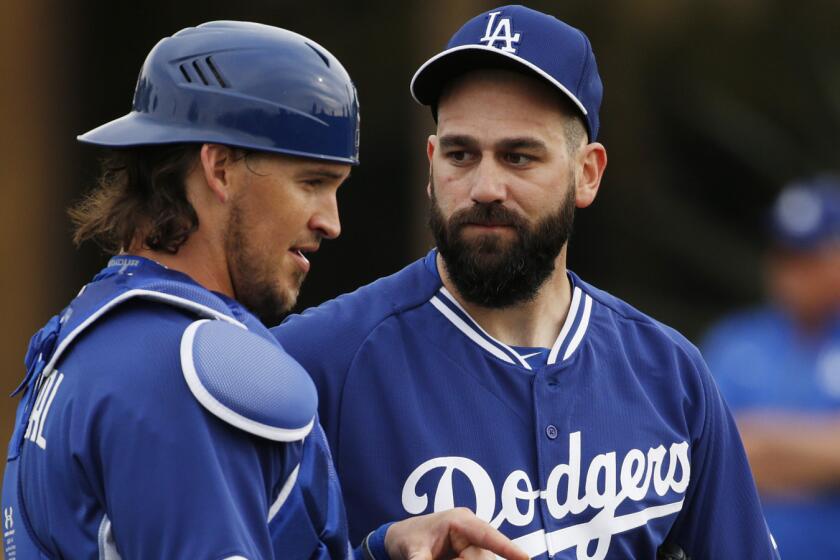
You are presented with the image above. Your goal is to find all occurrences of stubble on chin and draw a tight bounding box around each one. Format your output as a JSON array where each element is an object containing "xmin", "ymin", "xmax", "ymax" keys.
[
  {"xmin": 234, "ymin": 262, "xmax": 303, "ymax": 326},
  {"xmin": 225, "ymin": 203, "xmax": 303, "ymax": 325}
]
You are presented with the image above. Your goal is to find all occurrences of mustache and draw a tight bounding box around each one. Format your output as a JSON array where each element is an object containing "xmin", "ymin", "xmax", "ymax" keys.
[{"xmin": 449, "ymin": 203, "xmax": 527, "ymax": 229}]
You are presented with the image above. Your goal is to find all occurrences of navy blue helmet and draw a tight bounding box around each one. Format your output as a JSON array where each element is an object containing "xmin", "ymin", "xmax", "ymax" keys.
[{"xmin": 79, "ymin": 21, "xmax": 360, "ymax": 165}]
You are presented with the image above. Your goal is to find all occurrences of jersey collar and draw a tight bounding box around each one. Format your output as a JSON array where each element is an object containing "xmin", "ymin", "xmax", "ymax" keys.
[{"xmin": 427, "ymin": 272, "xmax": 593, "ymax": 369}]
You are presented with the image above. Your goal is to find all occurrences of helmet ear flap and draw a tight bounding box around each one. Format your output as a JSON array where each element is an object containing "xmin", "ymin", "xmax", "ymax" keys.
[{"xmin": 78, "ymin": 21, "xmax": 360, "ymax": 166}]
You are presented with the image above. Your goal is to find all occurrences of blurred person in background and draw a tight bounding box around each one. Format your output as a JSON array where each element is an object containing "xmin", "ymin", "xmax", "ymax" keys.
[{"xmin": 703, "ymin": 176, "xmax": 840, "ymax": 558}]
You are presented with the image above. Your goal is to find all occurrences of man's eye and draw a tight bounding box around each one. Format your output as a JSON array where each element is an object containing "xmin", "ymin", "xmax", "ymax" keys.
[
  {"xmin": 447, "ymin": 151, "xmax": 472, "ymax": 163},
  {"xmin": 505, "ymin": 153, "xmax": 533, "ymax": 165}
]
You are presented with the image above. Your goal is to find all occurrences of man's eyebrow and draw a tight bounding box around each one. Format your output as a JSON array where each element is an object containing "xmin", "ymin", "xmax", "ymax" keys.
[
  {"xmin": 495, "ymin": 137, "xmax": 548, "ymax": 152},
  {"xmin": 438, "ymin": 134, "xmax": 478, "ymax": 149},
  {"xmin": 438, "ymin": 135, "xmax": 548, "ymax": 153}
]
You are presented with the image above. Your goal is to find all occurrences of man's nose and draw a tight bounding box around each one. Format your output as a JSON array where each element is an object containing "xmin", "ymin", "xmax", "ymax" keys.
[
  {"xmin": 469, "ymin": 159, "xmax": 507, "ymax": 204},
  {"xmin": 309, "ymin": 193, "xmax": 341, "ymax": 240}
]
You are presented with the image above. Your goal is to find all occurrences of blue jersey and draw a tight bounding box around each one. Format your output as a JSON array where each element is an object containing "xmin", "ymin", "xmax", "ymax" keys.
[
  {"xmin": 2, "ymin": 257, "xmax": 355, "ymax": 559},
  {"xmin": 703, "ymin": 308, "xmax": 840, "ymax": 558},
  {"xmin": 273, "ymin": 250, "xmax": 780, "ymax": 559}
]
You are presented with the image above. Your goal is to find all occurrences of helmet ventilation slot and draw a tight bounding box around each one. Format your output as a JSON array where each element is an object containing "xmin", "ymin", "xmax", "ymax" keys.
[
  {"xmin": 205, "ymin": 56, "xmax": 229, "ymax": 88},
  {"xmin": 191, "ymin": 60, "xmax": 209, "ymax": 85},
  {"xmin": 178, "ymin": 57, "xmax": 229, "ymax": 88},
  {"xmin": 179, "ymin": 64, "xmax": 192, "ymax": 83}
]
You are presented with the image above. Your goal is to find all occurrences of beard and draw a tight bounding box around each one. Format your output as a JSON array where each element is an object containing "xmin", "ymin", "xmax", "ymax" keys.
[
  {"xmin": 429, "ymin": 175, "xmax": 576, "ymax": 308},
  {"xmin": 226, "ymin": 198, "xmax": 304, "ymax": 325}
]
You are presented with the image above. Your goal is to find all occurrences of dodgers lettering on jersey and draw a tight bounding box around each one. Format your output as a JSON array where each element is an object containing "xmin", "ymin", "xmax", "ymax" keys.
[
  {"xmin": 273, "ymin": 250, "xmax": 780, "ymax": 559},
  {"xmin": 402, "ymin": 431, "xmax": 691, "ymax": 526},
  {"xmin": 402, "ymin": 432, "xmax": 690, "ymax": 557}
]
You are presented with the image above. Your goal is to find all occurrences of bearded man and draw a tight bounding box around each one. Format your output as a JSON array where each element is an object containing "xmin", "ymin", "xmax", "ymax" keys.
[{"xmin": 273, "ymin": 5, "xmax": 779, "ymax": 560}]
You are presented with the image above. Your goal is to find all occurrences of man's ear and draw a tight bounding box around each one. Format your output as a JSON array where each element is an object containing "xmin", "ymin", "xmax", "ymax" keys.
[
  {"xmin": 427, "ymin": 134, "xmax": 437, "ymax": 163},
  {"xmin": 426, "ymin": 135, "xmax": 437, "ymax": 199},
  {"xmin": 199, "ymin": 144, "xmax": 236, "ymax": 203},
  {"xmin": 575, "ymin": 142, "xmax": 607, "ymax": 209}
]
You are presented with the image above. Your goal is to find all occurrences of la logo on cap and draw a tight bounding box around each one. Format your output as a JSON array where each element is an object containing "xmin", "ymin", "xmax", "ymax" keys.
[{"xmin": 480, "ymin": 11, "xmax": 521, "ymax": 53}]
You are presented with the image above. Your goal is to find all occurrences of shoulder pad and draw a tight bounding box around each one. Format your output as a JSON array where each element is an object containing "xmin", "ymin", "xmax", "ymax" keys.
[{"xmin": 180, "ymin": 319, "xmax": 317, "ymax": 442}]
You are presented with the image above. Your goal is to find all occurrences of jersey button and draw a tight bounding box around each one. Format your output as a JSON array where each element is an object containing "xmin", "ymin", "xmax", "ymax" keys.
[{"xmin": 545, "ymin": 424, "xmax": 559, "ymax": 440}]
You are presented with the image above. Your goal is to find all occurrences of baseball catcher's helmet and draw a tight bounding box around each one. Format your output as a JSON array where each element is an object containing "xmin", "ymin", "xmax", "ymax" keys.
[{"xmin": 78, "ymin": 21, "xmax": 360, "ymax": 165}]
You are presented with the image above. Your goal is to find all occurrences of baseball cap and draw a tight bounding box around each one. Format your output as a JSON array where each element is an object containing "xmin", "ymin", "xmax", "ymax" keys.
[
  {"xmin": 410, "ymin": 4, "xmax": 603, "ymax": 140},
  {"xmin": 770, "ymin": 176, "xmax": 840, "ymax": 250}
]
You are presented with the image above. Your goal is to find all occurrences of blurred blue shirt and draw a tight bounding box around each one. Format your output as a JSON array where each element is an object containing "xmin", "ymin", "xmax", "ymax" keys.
[{"xmin": 704, "ymin": 307, "xmax": 840, "ymax": 558}]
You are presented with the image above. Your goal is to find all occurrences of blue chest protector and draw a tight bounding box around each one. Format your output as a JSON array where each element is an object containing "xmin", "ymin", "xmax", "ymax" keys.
[{"xmin": 2, "ymin": 257, "xmax": 351, "ymax": 559}]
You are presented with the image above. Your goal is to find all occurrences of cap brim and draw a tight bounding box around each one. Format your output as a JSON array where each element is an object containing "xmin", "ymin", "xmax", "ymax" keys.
[
  {"xmin": 410, "ymin": 44, "xmax": 588, "ymax": 118},
  {"xmin": 77, "ymin": 112, "xmax": 359, "ymax": 165}
]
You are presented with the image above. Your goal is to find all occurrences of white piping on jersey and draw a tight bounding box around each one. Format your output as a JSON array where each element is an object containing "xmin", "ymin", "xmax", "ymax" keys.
[
  {"xmin": 504, "ymin": 499, "xmax": 684, "ymax": 559},
  {"xmin": 97, "ymin": 515, "xmax": 122, "ymax": 560},
  {"xmin": 42, "ymin": 289, "xmax": 247, "ymax": 378},
  {"xmin": 431, "ymin": 285, "xmax": 592, "ymax": 367},
  {"xmin": 180, "ymin": 320, "xmax": 315, "ymax": 443},
  {"xmin": 547, "ymin": 287, "xmax": 582, "ymax": 364},
  {"xmin": 439, "ymin": 287, "xmax": 533, "ymax": 369},
  {"xmin": 429, "ymin": 296, "xmax": 519, "ymax": 366},
  {"xmin": 562, "ymin": 293, "xmax": 592, "ymax": 361},
  {"xmin": 268, "ymin": 464, "xmax": 300, "ymax": 522}
]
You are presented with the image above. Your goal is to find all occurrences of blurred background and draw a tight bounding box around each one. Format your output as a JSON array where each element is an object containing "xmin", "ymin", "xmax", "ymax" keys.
[{"xmin": 1, "ymin": 0, "xmax": 838, "ymax": 522}]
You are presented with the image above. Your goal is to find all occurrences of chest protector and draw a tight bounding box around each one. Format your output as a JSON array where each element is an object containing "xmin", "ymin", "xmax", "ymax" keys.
[{"xmin": 2, "ymin": 257, "xmax": 341, "ymax": 559}]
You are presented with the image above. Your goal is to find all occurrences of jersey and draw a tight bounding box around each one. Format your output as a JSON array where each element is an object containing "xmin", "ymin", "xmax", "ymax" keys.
[
  {"xmin": 273, "ymin": 250, "xmax": 780, "ymax": 560},
  {"xmin": 2, "ymin": 256, "xmax": 353, "ymax": 559},
  {"xmin": 703, "ymin": 307, "xmax": 840, "ymax": 558}
]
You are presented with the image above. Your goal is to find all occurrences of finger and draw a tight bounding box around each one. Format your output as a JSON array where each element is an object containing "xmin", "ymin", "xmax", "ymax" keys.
[
  {"xmin": 457, "ymin": 544, "xmax": 496, "ymax": 560},
  {"xmin": 449, "ymin": 521, "xmax": 529, "ymax": 560}
]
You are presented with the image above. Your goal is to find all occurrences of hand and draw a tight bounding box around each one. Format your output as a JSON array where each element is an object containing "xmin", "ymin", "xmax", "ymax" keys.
[{"xmin": 384, "ymin": 507, "xmax": 528, "ymax": 560}]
